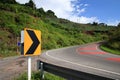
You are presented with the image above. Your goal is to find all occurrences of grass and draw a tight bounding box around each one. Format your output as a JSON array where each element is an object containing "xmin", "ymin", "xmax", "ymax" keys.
[
  {"xmin": 44, "ymin": 72, "xmax": 65, "ymax": 80},
  {"xmin": 0, "ymin": 1, "xmax": 113, "ymax": 57},
  {"xmin": 100, "ymin": 45, "xmax": 120, "ymax": 55},
  {"xmin": 0, "ymin": 50, "xmax": 18, "ymax": 57},
  {"xmin": 0, "ymin": 10, "xmax": 107, "ymax": 57},
  {"xmin": 0, "ymin": 1, "xmax": 118, "ymax": 80},
  {"xmin": 0, "ymin": 29, "xmax": 20, "ymax": 57},
  {"xmin": 14, "ymin": 71, "xmax": 65, "ymax": 80}
]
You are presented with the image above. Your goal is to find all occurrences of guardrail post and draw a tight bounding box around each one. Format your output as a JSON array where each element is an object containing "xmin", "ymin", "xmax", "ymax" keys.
[{"xmin": 40, "ymin": 62, "xmax": 44, "ymax": 80}]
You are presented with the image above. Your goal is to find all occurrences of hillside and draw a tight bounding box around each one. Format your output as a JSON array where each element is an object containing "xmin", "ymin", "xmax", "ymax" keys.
[
  {"xmin": 101, "ymin": 26, "xmax": 120, "ymax": 55},
  {"xmin": 0, "ymin": 0, "xmax": 114, "ymax": 57}
]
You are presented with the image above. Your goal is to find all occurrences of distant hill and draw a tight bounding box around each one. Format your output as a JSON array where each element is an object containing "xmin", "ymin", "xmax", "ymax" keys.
[{"xmin": 0, "ymin": 0, "xmax": 114, "ymax": 57}]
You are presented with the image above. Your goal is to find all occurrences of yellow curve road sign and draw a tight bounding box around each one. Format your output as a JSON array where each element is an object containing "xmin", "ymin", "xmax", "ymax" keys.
[{"xmin": 24, "ymin": 28, "xmax": 41, "ymax": 56}]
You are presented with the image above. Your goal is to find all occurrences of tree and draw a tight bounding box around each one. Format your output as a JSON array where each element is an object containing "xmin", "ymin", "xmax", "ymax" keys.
[
  {"xmin": 117, "ymin": 22, "xmax": 120, "ymax": 27},
  {"xmin": 99, "ymin": 23, "xmax": 107, "ymax": 26},
  {"xmin": 92, "ymin": 22, "xmax": 98, "ymax": 26},
  {"xmin": 0, "ymin": 0, "xmax": 17, "ymax": 4},
  {"xmin": 46, "ymin": 10, "xmax": 55, "ymax": 15},
  {"xmin": 37, "ymin": 8, "xmax": 45, "ymax": 16},
  {"xmin": 46, "ymin": 10, "xmax": 57, "ymax": 18},
  {"xmin": 38, "ymin": 8, "xmax": 45, "ymax": 14},
  {"xmin": 25, "ymin": 0, "xmax": 35, "ymax": 9}
]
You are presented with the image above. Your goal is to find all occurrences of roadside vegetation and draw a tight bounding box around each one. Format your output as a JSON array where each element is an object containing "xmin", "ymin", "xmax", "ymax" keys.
[
  {"xmin": 0, "ymin": 0, "xmax": 114, "ymax": 57},
  {"xmin": 14, "ymin": 71, "xmax": 65, "ymax": 80},
  {"xmin": 100, "ymin": 45, "xmax": 120, "ymax": 55},
  {"xmin": 100, "ymin": 26, "xmax": 120, "ymax": 55},
  {"xmin": 0, "ymin": 0, "xmax": 120, "ymax": 80}
]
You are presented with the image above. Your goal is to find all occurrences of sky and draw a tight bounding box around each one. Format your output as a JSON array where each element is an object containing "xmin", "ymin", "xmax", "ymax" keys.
[{"xmin": 16, "ymin": 0, "xmax": 120, "ymax": 26}]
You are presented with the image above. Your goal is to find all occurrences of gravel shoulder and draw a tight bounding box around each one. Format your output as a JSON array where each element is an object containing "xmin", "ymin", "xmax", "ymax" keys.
[{"xmin": 0, "ymin": 55, "xmax": 39, "ymax": 80}]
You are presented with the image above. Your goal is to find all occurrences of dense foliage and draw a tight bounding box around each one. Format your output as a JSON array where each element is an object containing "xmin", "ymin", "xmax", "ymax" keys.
[
  {"xmin": 0, "ymin": 0, "xmax": 17, "ymax": 4},
  {"xmin": 105, "ymin": 27, "xmax": 120, "ymax": 50},
  {"xmin": 0, "ymin": 0, "xmax": 117, "ymax": 57},
  {"xmin": 14, "ymin": 71, "xmax": 65, "ymax": 80}
]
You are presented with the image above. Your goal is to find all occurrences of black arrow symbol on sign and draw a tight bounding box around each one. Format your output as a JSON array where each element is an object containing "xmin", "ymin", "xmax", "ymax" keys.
[{"xmin": 26, "ymin": 30, "xmax": 40, "ymax": 54}]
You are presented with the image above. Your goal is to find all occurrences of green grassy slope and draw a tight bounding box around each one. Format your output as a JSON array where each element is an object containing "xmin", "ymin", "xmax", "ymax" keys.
[
  {"xmin": 0, "ymin": 1, "xmax": 113, "ymax": 57},
  {"xmin": 100, "ymin": 27, "xmax": 120, "ymax": 55}
]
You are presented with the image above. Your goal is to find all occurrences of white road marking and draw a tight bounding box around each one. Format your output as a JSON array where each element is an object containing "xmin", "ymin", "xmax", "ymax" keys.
[{"xmin": 46, "ymin": 51, "xmax": 120, "ymax": 76}]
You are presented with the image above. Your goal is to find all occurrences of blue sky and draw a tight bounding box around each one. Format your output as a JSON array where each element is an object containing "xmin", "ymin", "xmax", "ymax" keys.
[
  {"xmin": 74, "ymin": 0, "xmax": 120, "ymax": 25},
  {"xmin": 16, "ymin": 0, "xmax": 120, "ymax": 26}
]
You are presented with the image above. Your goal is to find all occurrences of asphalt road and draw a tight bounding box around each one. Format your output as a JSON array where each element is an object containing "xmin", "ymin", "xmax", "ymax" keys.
[
  {"xmin": 40, "ymin": 42, "xmax": 120, "ymax": 80},
  {"xmin": 0, "ymin": 42, "xmax": 120, "ymax": 80}
]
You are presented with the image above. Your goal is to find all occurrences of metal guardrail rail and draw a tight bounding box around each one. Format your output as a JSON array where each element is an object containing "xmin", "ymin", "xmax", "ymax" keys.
[{"xmin": 37, "ymin": 60, "xmax": 114, "ymax": 80}]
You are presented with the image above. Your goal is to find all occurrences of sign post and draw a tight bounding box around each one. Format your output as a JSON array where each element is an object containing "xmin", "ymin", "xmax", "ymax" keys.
[
  {"xmin": 28, "ymin": 56, "xmax": 31, "ymax": 80},
  {"xmin": 21, "ymin": 28, "xmax": 41, "ymax": 80}
]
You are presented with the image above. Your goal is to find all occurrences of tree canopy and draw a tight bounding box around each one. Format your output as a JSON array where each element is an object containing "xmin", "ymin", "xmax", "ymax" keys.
[
  {"xmin": 25, "ymin": 0, "xmax": 35, "ymax": 9},
  {"xmin": 0, "ymin": 0, "xmax": 17, "ymax": 4},
  {"xmin": 117, "ymin": 22, "xmax": 120, "ymax": 27}
]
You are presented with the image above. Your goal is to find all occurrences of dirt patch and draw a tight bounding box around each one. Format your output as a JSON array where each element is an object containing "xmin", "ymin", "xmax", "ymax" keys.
[{"xmin": 16, "ymin": 59, "xmax": 26, "ymax": 67}]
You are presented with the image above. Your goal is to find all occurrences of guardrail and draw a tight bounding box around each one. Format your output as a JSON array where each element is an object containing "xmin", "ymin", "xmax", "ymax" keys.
[{"xmin": 37, "ymin": 60, "xmax": 114, "ymax": 80}]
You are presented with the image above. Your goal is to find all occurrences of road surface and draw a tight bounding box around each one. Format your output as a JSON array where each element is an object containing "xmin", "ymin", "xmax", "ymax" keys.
[
  {"xmin": 40, "ymin": 42, "xmax": 120, "ymax": 80},
  {"xmin": 0, "ymin": 42, "xmax": 120, "ymax": 80},
  {"xmin": 0, "ymin": 56, "xmax": 39, "ymax": 80}
]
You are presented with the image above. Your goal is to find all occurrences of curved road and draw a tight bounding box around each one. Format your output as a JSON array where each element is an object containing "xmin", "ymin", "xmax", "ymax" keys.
[{"xmin": 40, "ymin": 42, "xmax": 120, "ymax": 80}]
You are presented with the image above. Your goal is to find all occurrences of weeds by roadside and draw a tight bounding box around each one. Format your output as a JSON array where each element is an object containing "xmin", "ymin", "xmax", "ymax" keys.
[{"xmin": 14, "ymin": 71, "xmax": 65, "ymax": 80}]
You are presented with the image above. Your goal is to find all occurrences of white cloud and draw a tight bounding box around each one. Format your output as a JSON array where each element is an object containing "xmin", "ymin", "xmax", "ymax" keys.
[
  {"xmin": 69, "ymin": 16, "xmax": 99, "ymax": 24},
  {"xmin": 34, "ymin": 0, "xmax": 99, "ymax": 23},
  {"xmin": 16, "ymin": 0, "xmax": 99, "ymax": 24},
  {"xmin": 106, "ymin": 20, "xmax": 120, "ymax": 26},
  {"xmin": 34, "ymin": 0, "xmax": 74, "ymax": 18},
  {"xmin": 16, "ymin": 0, "xmax": 29, "ymax": 4},
  {"xmin": 80, "ymin": 4, "xmax": 83, "ymax": 6},
  {"xmin": 84, "ymin": 4, "xmax": 88, "ymax": 7},
  {"xmin": 78, "ymin": 8, "xmax": 85, "ymax": 13}
]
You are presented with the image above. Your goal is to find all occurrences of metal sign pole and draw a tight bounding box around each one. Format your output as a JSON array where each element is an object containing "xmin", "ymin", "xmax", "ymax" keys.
[{"xmin": 28, "ymin": 56, "xmax": 31, "ymax": 80}]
